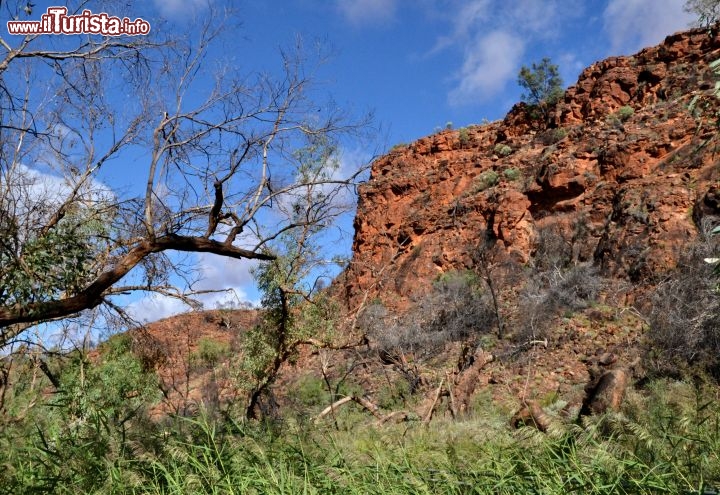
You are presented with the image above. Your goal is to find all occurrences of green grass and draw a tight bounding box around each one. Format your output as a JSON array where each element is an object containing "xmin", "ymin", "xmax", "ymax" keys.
[
  {"xmin": 128, "ymin": 401, "xmax": 719, "ymax": 494},
  {"xmin": 1, "ymin": 350, "xmax": 719, "ymax": 495}
]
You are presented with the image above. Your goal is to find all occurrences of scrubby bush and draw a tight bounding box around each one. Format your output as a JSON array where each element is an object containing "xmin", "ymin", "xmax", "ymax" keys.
[
  {"xmin": 518, "ymin": 263, "xmax": 603, "ymax": 341},
  {"xmin": 517, "ymin": 224, "xmax": 604, "ymax": 341},
  {"xmin": 290, "ymin": 374, "xmax": 330, "ymax": 408},
  {"xmin": 646, "ymin": 230, "xmax": 720, "ymax": 379},
  {"xmin": 518, "ymin": 57, "xmax": 564, "ymax": 120},
  {"xmin": 537, "ymin": 127, "xmax": 567, "ymax": 145},
  {"xmin": 518, "ymin": 58, "xmax": 564, "ymax": 106},
  {"xmin": 494, "ymin": 143, "xmax": 512, "ymax": 156},
  {"xmin": 503, "ymin": 167, "xmax": 521, "ymax": 181},
  {"xmin": 606, "ymin": 106, "xmax": 634, "ymax": 130},
  {"xmin": 0, "ymin": 341, "xmax": 161, "ymax": 493},
  {"xmin": 616, "ymin": 105, "xmax": 634, "ymax": 121},
  {"xmin": 390, "ymin": 142, "xmax": 408, "ymax": 152},
  {"xmin": 458, "ymin": 127, "xmax": 470, "ymax": 147},
  {"xmin": 364, "ymin": 270, "xmax": 496, "ymax": 361},
  {"xmin": 192, "ymin": 337, "xmax": 231, "ymax": 368},
  {"xmin": 474, "ymin": 170, "xmax": 500, "ymax": 192}
]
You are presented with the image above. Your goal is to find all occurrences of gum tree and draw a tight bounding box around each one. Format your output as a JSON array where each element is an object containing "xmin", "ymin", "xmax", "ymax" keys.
[
  {"xmin": 0, "ymin": 1, "xmax": 368, "ymax": 346},
  {"xmin": 517, "ymin": 57, "xmax": 564, "ymax": 119},
  {"xmin": 685, "ymin": 0, "xmax": 720, "ymax": 28}
]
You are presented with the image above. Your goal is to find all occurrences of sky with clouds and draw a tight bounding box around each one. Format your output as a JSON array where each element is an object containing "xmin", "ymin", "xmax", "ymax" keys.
[
  {"xmin": 8, "ymin": 0, "xmax": 698, "ymax": 324},
  {"xmin": 229, "ymin": 0, "xmax": 694, "ymax": 142}
]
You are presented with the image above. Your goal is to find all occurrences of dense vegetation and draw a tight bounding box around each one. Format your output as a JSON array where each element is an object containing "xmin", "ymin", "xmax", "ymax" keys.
[{"xmin": 1, "ymin": 339, "xmax": 719, "ymax": 494}]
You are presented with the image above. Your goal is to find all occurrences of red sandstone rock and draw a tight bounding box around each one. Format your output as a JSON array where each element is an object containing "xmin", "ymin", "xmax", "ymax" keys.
[{"xmin": 342, "ymin": 27, "xmax": 720, "ymax": 311}]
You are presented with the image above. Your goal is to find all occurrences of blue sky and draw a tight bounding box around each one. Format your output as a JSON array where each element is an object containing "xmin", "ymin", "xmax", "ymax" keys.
[
  {"xmin": 131, "ymin": 0, "xmax": 698, "ymax": 147},
  {"xmin": 5, "ymin": 0, "xmax": 698, "ymax": 326},
  {"xmin": 233, "ymin": 0, "xmax": 695, "ymax": 145}
]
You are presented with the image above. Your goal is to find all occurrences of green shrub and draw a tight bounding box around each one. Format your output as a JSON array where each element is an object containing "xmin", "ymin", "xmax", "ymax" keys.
[
  {"xmin": 475, "ymin": 170, "xmax": 499, "ymax": 191},
  {"xmin": 518, "ymin": 58, "xmax": 564, "ymax": 107},
  {"xmin": 503, "ymin": 168, "xmax": 521, "ymax": 181},
  {"xmin": 552, "ymin": 128, "xmax": 567, "ymax": 142},
  {"xmin": 494, "ymin": 143, "xmax": 512, "ymax": 156},
  {"xmin": 192, "ymin": 337, "xmax": 230, "ymax": 368},
  {"xmin": 143, "ymin": 383, "xmax": 720, "ymax": 493},
  {"xmin": 376, "ymin": 380, "xmax": 409, "ymax": 409},
  {"xmin": 458, "ymin": 127, "xmax": 470, "ymax": 147},
  {"xmin": 616, "ymin": 105, "xmax": 634, "ymax": 121},
  {"xmin": 434, "ymin": 269, "xmax": 478, "ymax": 287},
  {"xmin": 291, "ymin": 374, "xmax": 329, "ymax": 408},
  {"xmin": 538, "ymin": 127, "xmax": 567, "ymax": 145},
  {"xmin": 0, "ymin": 345, "xmax": 161, "ymax": 493},
  {"xmin": 518, "ymin": 58, "xmax": 564, "ymax": 120},
  {"xmin": 390, "ymin": 142, "xmax": 408, "ymax": 152},
  {"xmin": 3, "ymin": 351, "xmax": 720, "ymax": 493}
]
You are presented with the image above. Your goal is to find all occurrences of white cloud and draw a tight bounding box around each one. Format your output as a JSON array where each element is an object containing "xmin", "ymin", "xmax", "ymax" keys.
[
  {"xmin": 507, "ymin": 0, "xmax": 563, "ymax": 36},
  {"xmin": 125, "ymin": 252, "xmax": 260, "ymax": 323},
  {"xmin": 449, "ymin": 0, "xmax": 491, "ymax": 38},
  {"xmin": 603, "ymin": 0, "xmax": 695, "ymax": 54},
  {"xmin": 557, "ymin": 52, "xmax": 586, "ymax": 86},
  {"xmin": 1, "ymin": 164, "xmax": 114, "ymax": 238},
  {"xmin": 153, "ymin": 0, "xmax": 211, "ymax": 19},
  {"xmin": 124, "ymin": 293, "xmax": 191, "ymax": 323},
  {"xmin": 193, "ymin": 253, "xmax": 258, "ymax": 299},
  {"xmin": 448, "ymin": 30, "xmax": 525, "ymax": 105},
  {"xmin": 440, "ymin": 0, "xmax": 581, "ymax": 105},
  {"xmin": 322, "ymin": 147, "xmax": 369, "ymax": 207},
  {"xmin": 336, "ymin": 0, "xmax": 399, "ymax": 25}
]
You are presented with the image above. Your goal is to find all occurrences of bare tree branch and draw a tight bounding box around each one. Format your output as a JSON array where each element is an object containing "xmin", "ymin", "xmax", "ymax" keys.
[{"xmin": 0, "ymin": 234, "xmax": 274, "ymax": 332}]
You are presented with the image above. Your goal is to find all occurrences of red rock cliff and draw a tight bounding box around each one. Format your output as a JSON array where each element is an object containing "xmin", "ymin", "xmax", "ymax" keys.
[{"xmin": 342, "ymin": 28, "xmax": 720, "ymax": 309}]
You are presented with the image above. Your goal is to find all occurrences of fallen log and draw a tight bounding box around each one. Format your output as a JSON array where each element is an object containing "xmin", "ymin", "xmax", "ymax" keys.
[
  {"xmin": 580, "ymin": 357, "xmax": 639, "ymax": 417},
  {"xmin": 510, "ymin": 400, "xmax": 554, "ymax": 432},
  {"xmin": 376, "ymin": 410, "xmax": 411, "ymax": 425},
  {"xmin": 422, "ymin": 378, "xmax": 445, "ymax": 425},
  {"xmin": 314, "ymin": 395, "xmax": 382, "ymax": 424},
  {"xmin": 580, "ymin": 367, "xmax": 629, "ymax": 416},
  {"xmin": 453, "ymin": 351, "xmax": 494, "ymax": 415},
  {"xmin": 446, "ymin": 372, "xmax": 457, "ymax": 419}
]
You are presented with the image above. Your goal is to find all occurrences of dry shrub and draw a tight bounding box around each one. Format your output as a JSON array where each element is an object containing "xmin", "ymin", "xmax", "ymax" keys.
[
  {"xmin": 517, "ymin": 223, "xmax": 604, "ymax": 342},
  {"xmin": 517, "ymin": 263, "xmax": 603, "ymax": 341},
  {"xmin": 646, "ymin": 229, "xmax": 720, "ymax": 379},
  {"xmin": 361, "ymin": 271, "xmax": 496, "ymax": 361}
]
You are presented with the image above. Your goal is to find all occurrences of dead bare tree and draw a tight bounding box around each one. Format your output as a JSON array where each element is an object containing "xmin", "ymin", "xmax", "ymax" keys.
[{"xmin": 0, "ymin": 2, "xmax": 370, "ymax": 346}]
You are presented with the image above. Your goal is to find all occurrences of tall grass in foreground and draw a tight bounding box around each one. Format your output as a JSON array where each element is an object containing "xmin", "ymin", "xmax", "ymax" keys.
[
  {"xmin": 2, "ymin": 379, "xmax": 719, "ymax": 494},
  {"xmin": 137, "ymin": 409, "xmax": 718, "ymax": 494}
]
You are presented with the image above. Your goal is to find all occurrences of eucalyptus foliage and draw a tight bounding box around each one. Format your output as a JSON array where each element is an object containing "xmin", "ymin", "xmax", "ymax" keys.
[{"xmin": 517, "ymin": 57, "xmax": 565, "ymax": 110}]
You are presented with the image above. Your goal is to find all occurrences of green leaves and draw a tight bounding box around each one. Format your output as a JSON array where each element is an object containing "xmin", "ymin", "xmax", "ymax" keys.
[
  {"xmin": 0, "ymin": 338, "xmax": 160, "ymax": 493},
  {"xmin": 0, "ymin": 210, "xmax": 109, "ymax": 307},
  {"xmin": 709, "ymin": 57, "xmax": 720, "ymax": 102},
  {"xmin": 684, "ymin": 0, "xmax": 720, "ymax": 28},
  {"xmin": 518, "ymin": 57, "xmax": 564, "ymax": 108}
]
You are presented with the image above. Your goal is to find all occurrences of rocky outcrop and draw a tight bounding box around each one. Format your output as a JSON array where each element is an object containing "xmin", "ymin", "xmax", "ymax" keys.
[
  {"xmin": 343, "ymin": 28, "xmax": 720, "ymax": 309},
  {"xmin": 117, "ymin": 29, "xmax": 720, "ymax": 421}
]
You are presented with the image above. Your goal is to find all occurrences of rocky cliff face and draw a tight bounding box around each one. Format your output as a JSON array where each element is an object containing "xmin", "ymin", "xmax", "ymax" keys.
[{"xmin": 343, "ymin": 28, "xmax": 720, "ymax": 309}]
